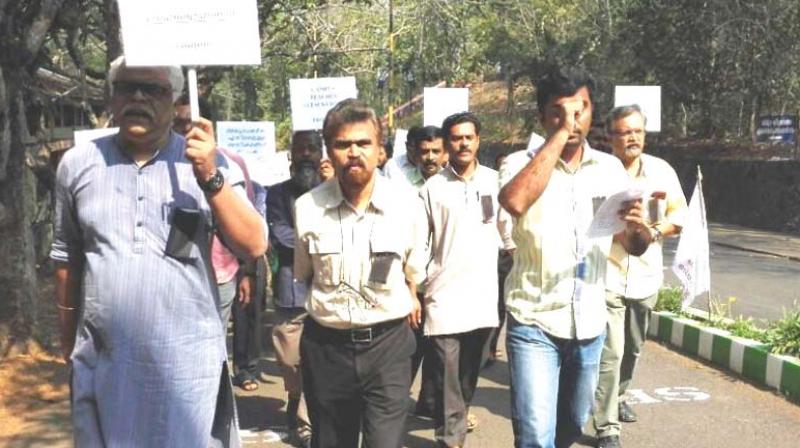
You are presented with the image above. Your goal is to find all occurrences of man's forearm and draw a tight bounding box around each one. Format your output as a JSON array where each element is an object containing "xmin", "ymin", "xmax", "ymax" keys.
[
  {"xmin": 499, "ymin": 131, "xmax": 568, "ymax": 217},
  {"xmin": 55, "ymin": 262, "xmax": 82, "ymax": 360},
  {"xmin": 207, "ymin": 183, "xmax": 268, "ymax": 259}
]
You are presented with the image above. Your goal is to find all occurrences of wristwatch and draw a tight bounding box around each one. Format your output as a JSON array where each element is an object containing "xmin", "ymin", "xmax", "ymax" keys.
[
  {"xmin": 650, "ymin": 226, "xmax": 663, "ymax": 243},
  {"xmin": 198, "ymin": 169, "xmax": 224, "ymax": 193}
]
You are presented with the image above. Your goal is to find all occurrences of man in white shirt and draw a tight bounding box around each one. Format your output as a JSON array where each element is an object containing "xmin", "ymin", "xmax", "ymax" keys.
[{"xmin": 420, "ymin": 112, "xmax": 502, "ymax": 448}]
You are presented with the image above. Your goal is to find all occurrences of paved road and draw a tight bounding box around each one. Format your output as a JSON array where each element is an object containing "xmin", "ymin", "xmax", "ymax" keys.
[
  {"xmin": 663, "ymin": 223, "xmax": 800, "ymax": 324},
  {"xmin": 236, "ymin": 326, "xmax": 800, "ymax": 447}
]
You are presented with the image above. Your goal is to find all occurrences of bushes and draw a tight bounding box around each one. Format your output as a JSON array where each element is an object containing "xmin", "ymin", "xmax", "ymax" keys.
[
  {"xmin": 655, "ymin": 286, "xmax": 683, "ymax": 313},
  {"xmin": 766, "ymin": 307, "xmax": 800, "ymax": 358},
  {"xmin": 656, "ymin": 288, "xmax": 800, "ymax": 359}
]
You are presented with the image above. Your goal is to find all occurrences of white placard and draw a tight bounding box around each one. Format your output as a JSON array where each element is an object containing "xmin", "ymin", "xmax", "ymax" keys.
[
  {"xmin": 118, "ymin": 0, "xmax": 261, "ymax": 66},
  {"xmin": 393, "ymin": 129, "xmax": 409, "ymax": 157},
  {"xmin": 290, "ymin": 77, "xmax": 358, "ymax": 131},
  {"xmin": 614, "ymin": 86, "xmax": 661, "ymax": 132},
  {"xmin": 217, "ymin": 121, "xmax": 276, "ymax": 156},
  {"xmin": 423, "ymin": 88, "xmax": 469, "ymax": 127},
  {"xmin": 252, "ymin": 151, "xmax": 292, "ymax": 187},
  {"xmin": 217, "ymin": 121, "xmax": 278, "ymax": 186},
  {"xmin": 73, "ymin": 128, "xmax": 118, "ymax": 147}
]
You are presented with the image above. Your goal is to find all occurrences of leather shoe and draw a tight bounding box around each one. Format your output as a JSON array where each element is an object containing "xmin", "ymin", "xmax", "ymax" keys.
[
  {"xmin": 618, "ymin": 401, "xmax": 638, "ymax": 423},
  {"xmin": 597, "ymin": 435, "xmax": 621, "ymax": 448}
]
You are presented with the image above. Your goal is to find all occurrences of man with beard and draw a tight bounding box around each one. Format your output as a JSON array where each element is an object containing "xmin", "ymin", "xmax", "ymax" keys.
[
  {"xmin": 294, "ymin": 99, "xmax": 427, "ymax": 447},
  {"xmin": 419, "ymin": 112, "xmax": 501, "ymax": 448},
  {"xmin": 592, "ymin": 105, "xmax": 687, "ymax": 448},
  {"xmin": 265, "ymin": 130, "xmax": 324, "ymax": 447},
  {"xmin": 52, "ymin": 56, "xmax": 267, "ymax": 447},
  {"xmin": 498, "ymin": 67, "xmax": 651, "ymax": 448}
]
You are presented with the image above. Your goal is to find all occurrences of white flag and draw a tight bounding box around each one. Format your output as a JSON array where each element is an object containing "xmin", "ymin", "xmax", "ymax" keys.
[{"xmin": 671, "ymin": 167, "xmax": 711, "ymax": 309}]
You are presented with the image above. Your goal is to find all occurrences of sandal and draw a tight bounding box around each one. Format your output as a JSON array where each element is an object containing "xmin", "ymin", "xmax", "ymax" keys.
[
  {"xmin": 233, "ymin": 372, "xmax": 259, "ymax": 392},
  {"xmin": 467, "ymin": 412, "xmax": 478, "ymax": 432}
]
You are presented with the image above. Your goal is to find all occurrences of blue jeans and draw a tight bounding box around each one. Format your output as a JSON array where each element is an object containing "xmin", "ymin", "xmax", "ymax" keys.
[{"xmin": 506, "ymin": 317, "xmax": 606, "ymax": 448}]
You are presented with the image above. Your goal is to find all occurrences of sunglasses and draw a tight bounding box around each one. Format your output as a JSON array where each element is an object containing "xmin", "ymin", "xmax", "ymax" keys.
[{"xmin": 113, "ymin": 81, "xmax": 172, "ymax": 98}]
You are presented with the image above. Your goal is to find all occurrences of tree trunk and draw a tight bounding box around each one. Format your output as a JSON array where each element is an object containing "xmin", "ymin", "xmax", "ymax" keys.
[{"xmin": 0, "ymin": 69, "xmax": 39, "ymax": 356}]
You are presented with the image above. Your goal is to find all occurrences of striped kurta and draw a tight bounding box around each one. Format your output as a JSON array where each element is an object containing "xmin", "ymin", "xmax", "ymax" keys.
[{"xmin": 51, "ymin": 132, "xmax": 245, "ymax": 447}]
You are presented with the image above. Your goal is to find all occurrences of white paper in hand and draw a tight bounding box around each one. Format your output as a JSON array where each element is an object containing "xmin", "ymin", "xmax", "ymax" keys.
[{"xmin": 587, "ymin": 189, "xmax": 643, "ymax": 238}]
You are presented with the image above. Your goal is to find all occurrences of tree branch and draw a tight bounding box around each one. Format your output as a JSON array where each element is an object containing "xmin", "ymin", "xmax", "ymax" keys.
[{"xmin": 22, "ymin": 0, "xmax": 67, "ymax": 66}]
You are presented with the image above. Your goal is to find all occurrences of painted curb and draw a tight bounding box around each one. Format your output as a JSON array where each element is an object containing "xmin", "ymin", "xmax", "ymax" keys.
[{"xmin": 649, "ymin": 311, "xmax": 800, "ymax": 402}]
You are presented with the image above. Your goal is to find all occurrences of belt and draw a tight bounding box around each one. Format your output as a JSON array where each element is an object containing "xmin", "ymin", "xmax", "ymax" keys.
[{"xmin": 308, "ymin": 318, "xmax": 406, "ymax": 343}]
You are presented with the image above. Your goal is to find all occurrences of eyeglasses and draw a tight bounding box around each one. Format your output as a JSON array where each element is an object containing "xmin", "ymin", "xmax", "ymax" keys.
[
  {"xmin": 610, "ymin": 129, "xmax": 645, "ymax": 138},
  {"xmin": 113, "ymin": 81, "xmax": 172, "ymax": 98}
]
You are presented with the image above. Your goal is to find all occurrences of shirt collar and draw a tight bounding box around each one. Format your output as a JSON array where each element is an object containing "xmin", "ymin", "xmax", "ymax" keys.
[
  {"xmin": 445, "ymin": 160, "xmax": 481, "ymax": 182},
  {"xmin": 554, "ymin": 140, "xmax": 600, "ymax": 172},
  {"xmin": 321, "ymin": 173, "xmax": 390, "ymax": 213}
]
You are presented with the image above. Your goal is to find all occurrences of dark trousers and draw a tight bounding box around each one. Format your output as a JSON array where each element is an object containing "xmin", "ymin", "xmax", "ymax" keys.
[
  {"xmin": 490, "ymin": 249, "xmax": 513, "ymax": 355},
  {"xmin": 232, "ymin": 259, "xmax": 265, "ymax": 376},
  {"xmin": 301, "ymin": 318, "xmax": 416, "ymax": 448},
  {"xmin": 232, "ymin": 298, "xmax": 260, "ymax": 375},
  {"xmin": 411, "ymin": 294, "xmax": 438, "ymax": 415},
  {"xmin": 431, "ymin": 328, "xmax": 493, "ymax": 447}
]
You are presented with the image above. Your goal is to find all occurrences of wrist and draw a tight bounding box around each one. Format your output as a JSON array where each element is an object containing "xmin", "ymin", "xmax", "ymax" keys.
[
  {"xmin": 197, "ymin": 169, "xmax": 224, "ymax": 193},
  {"xmin": 650, "ymin": 225, "xmax": 663, "ymax": 243}
]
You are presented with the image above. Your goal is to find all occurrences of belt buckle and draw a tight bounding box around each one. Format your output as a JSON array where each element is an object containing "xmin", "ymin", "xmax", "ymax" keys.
[{"xmin": 350, "ymin": 327, "xmax": 373, "ymax": 343}]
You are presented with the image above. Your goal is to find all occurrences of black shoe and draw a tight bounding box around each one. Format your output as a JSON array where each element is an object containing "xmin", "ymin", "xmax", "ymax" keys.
[
  {"xmin": 597, "ymin": 435, "xmax": 621, "ymax": 448},
  {"xmin": 618, "ymin": 401, "xmax": 638, "ymax": 423}
]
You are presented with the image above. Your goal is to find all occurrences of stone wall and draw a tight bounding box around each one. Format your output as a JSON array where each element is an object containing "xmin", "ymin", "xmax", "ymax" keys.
[{"xmin": 650, "ymin": 148, "xmax": 800, "ymax": 234}]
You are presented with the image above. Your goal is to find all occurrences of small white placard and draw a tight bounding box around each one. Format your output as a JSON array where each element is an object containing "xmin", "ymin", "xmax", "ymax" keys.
[
  {"xmin": 393, "ymin": 129, "xmax": 409, "ymax": 157},
  {"xmin": 216, "ymin": 121, "xmax": 278, "ymax": 186},
  {"xmin": 423, "ymin": 88, "xmax": 469, "ymax": 127},
  {"xmin": 73, "ymin": 128, "xmax": 118, "ymax": 147},
  {"xmin": 290, "ymin": 77, "xmax": 358, "ymax": 131},
  {"xmin": 217, "ymin": 121, "xmax": 276, "ymax": 156},
  {"xmin": 118, "ymin": 0, "xmax": 261, "ymax": 66},
  {"xmin": 614, "ymin": 86, "xmax": 661, "ymax": 132},
  {"xmin": 252, "ymin": 151, "xmax": 292, "ymax": 187}
]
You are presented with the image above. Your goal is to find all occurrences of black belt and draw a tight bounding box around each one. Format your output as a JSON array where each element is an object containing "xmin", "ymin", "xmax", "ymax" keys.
[{"xmin": 307, "ymin": 317, "xmax": 406, "ymax": 343}]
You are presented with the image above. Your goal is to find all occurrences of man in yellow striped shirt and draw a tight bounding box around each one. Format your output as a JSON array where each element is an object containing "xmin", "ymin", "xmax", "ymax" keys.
[{"xmin": 498, "ymin": 66, "xmax": 652, "ymax": 448}]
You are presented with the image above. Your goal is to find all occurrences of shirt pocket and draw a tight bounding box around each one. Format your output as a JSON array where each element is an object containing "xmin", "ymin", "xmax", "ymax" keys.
[
  {"xmin": 309, "ymin": 232, "xmax": 342, "ymax": 287},
  {"xmin": 366, "ymin": 236, "xmax": 404, "ymax": 292}
]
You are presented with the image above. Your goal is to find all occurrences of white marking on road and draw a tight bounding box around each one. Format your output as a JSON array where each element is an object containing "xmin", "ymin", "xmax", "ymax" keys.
[
  {"xmin": 627, "ymin": 389, "xmax": 661, "ymax": 404},
  {"xmin": 654, "ymin": 386, "xmax": 710, "ymax": 402},
  {"xmin": 627, "ymin": 387, "xmax": 711, "ymax": 405}
]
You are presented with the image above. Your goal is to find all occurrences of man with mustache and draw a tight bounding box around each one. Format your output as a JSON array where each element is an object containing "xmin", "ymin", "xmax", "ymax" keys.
[
  {"xmin": 266, "ymin": 130, "xmax": 324, "ymax": 447},
  {"xmin": 294, "ymin": 99, "xmax": 427, "ymax": 447},
  {"xmin": 402, "ymin": 125, "xmax": 447, "ymax": 420},
  {"xmin": 52, "ymin": 57, "xmax": 267, "ymax": 447},
  {"xmin": 592, "ymin": 105, "xmax": 687, "ymax": 448},
  {"xmin": 419, "ymin": 112, "xmax": 502, "ymax": 448},
  {"xmin": 498, "ymin": 67, "xmax": 651, "ymax": 448}
]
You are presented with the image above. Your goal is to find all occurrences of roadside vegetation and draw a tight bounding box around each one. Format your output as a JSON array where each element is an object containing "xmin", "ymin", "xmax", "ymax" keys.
[{"xmin": 656, "ymin": 287, "xmax": 800, "ymax": 358}]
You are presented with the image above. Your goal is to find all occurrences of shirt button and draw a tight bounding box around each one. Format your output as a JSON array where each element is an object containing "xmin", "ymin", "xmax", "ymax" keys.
[
  {"xmin": 136, "ymin": 221, "xmax": 143, "ymax": 227},
  {"xmin": 138, "ymin": 196, "xmax": 144, "ymax": 201}
]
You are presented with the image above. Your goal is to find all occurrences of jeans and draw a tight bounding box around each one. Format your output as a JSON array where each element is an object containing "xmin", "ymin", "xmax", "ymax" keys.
[{"xmin": 507, "ymin": 316, "xmax": 606, "ymax": 448}]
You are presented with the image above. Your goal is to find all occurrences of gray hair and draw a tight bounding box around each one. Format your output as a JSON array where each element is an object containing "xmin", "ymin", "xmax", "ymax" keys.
[
  {"xmin": 107, "ymin": 56, "xmax": 184, "ymax": 102},
  {"xmin": 605, "ymin": 104, "xmax": 647, "ymax": 133}
]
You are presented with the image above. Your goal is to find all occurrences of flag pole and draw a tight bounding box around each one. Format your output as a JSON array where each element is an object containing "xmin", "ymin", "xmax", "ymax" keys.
[{"xmin": 697, "ymin": 165, "xmax": 712, "ymax": 321}]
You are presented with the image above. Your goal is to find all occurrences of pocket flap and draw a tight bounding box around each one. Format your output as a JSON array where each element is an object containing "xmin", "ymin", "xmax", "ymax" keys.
[{"xmin": 309, "ymin": 233, "xmax": 341, "ymax": 255}]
